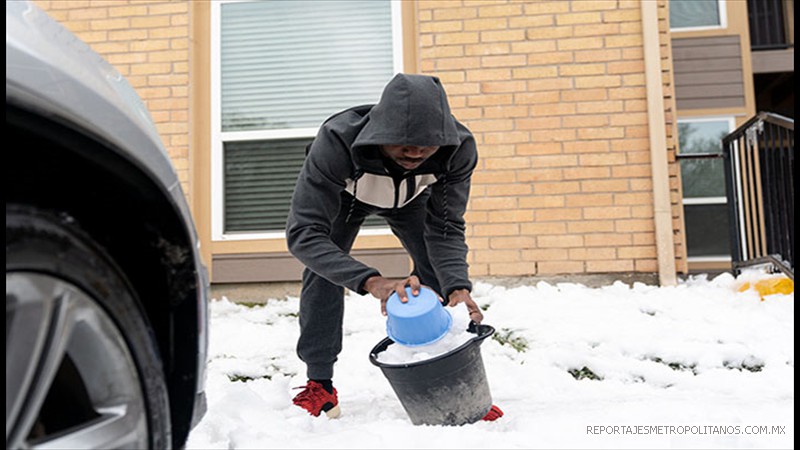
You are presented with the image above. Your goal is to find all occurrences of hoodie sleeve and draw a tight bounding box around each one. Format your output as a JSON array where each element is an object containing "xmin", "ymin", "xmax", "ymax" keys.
[
  {"xmin": 424, "ymin": 134, "xmax": 478, "ymax": 298},
  {"xmin": 286, "ymin": 126, "xmax": 381, "ymax": 294}
]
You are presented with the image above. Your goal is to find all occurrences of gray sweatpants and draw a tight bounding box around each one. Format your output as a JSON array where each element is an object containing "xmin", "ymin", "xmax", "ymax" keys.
[{"xmin": 297, "ymin": 190, "xmax": 442, "ymax": 381}]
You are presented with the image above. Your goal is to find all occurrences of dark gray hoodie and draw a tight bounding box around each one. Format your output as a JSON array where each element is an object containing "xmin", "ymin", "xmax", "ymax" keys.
[{"xmin": 286, "ymin": 73, "xmax": 477, "ymax": 297}]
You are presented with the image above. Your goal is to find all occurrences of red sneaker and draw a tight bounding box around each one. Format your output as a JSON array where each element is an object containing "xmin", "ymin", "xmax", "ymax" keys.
[
  {"xmin": 292, "ymin": 381, "xmax": 341, "ymax": 418},
  {"xmin": 481, "ymin": 404, "xmax": 504, "ymax": 421}
]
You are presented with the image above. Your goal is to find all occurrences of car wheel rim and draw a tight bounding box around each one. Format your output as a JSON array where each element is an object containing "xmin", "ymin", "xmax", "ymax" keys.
[{"xmin": 6, "ymin": 272, "xmax": 148, "ymax": 449}]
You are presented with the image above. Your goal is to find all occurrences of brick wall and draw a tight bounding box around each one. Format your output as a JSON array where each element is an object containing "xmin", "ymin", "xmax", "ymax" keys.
[
  {"xmin": 34, "ymin": 0, "xmax": 191, "ymax": 203},
  {"xmin": 418, "ymin": 0, "xmax": 686, "ymax": 277}
]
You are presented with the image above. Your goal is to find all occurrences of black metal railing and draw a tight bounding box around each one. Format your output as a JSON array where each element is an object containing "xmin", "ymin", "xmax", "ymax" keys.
[
  {"xmin": 722, "ymin": 112, "xmax": 794, "ymax": 279},
  {"xmin": 748, "ymin": 0, "xmax": 792, "ymax": 50}
]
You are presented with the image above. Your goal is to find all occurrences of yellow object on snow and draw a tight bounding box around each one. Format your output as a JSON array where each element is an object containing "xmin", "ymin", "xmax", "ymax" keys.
[{"xmin": 737, "ymin": 276, "xmax": 794, "ymax": 300}]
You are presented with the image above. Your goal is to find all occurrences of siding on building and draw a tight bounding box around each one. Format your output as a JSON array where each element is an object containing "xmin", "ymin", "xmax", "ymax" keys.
[{"xmin": 672, "ymin": 36, "xmax": 746, "ymax": 110}]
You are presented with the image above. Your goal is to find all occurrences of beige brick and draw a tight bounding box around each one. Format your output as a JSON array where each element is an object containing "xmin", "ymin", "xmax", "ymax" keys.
[
  {"xmin": 464, "ymin": 17, "xmax": 508, "ymax": 31},
  {"xmin": 435, "ymin": 32, "xmax": 480, "ymax": 45},
  {"xmin": 566, "ymin": 219, "xmax": 615, "ymax": 233},
  {"xmin": 91, "ymin": 18, "xmax": 131, "ymax": 31},
  {"xmin": 538, "ymin": 261, "xmax": 585, "ymax": 274},
  {"xmin": 574, "ymin": 48, "xmax": 621, "ymax": 62},
  {"xmin": 515, "ymin": 90, "xmax": 560, "ymax": 104},
  {"xmin": 483, "ymin": 105, "xmax": 529, "ymax": 118},
  {"xmin": 602, "ymin": 9, "xmax": 641, "ymax": 22},
  {"xmin": 149, "ymin": 26, "xmax": 188, "ymax": 39},
  {"xmin": 527, "ymin": 26, "xmax": 573, "ymax": 40},
  {"xmin": 481, "ymin": 29, "xmax": 526, "ymax": 43},
  {"xmin": 615, "ymin": 192, "xmax": 653, "ymax": 206},
  {"xmin": 465, "ymin": 42, "xmax": 511, "ymax": 56},
  {"xmin": 618, "ymin": 246, "xmax": 657, "ymax": 259},
  {"xmin": 520, "ymin": 221, "xmax": 567, "ymax": 236},
  {"xmin": 565, "ymin": 193, "xmax": 613, "ymax": 207},
  {"xmin": 478, "ymin": 3, "xmax": 523, "ymax": 17},
  {"xmin": 511, "ymin": 40, "xmax": 557, "ymax": 54},
  {"xmin": 148, "ymin": 2, "xmax": 188, "ymax": 15},
  {"xmin": 581, "ymin": 179, "xmax": 629, "ymax": 192},
  {"xmin": 584, "ymin": 206, "xmax": 631, "ymax": 220},
  {"xmin": 420, "ymin": 20, "xmax": 463, "ymax": 33},
  {"xmin": 526, "ymin": 77, "xmax": 573, "ymax": 91},
  {"xmin": 515, "ymin": 117, "xmax": 561, "ymax": 130},
  {"xmin": 473, "ymin": 223, "xmax": 520, "ymax": 236},
  {"xmin": 518, "ymin": 194, "xmax": 565, "ymax": 209},
  {"xmin": 563, "ymin": 166, "xmax": 610, "ymax": 180},
  {"xmin": 615, "ymin": 219, "xmax": 655, "ymax": 232},
  {"xmin": 474, "ymin": 144, "xmax": 516, "ymax": 157},
  {"xmin": 516, "ymin": 142, "xmax": 562, "ymax": 156},
  {"xmin": 517, "ymin": 167, "xmax": 564, "ymax": 183},
  {"xmin": 571, "ymin": 0, "xmax": 619, "ymax": 11},
  {"xmin": 634, "ymin": 259, "xmax": 658, "ymax": 272},
  {"xmin": 538, "ymin": 234, "xmax": 584, "ymax": 248},
  {"xmin": 483, "ymin": 132, "xmax": 531, "ymax": 145},
  {"xmin": 562, "ymin": 114, "xmax": 608, "ymax": 128},
  {"xmin": 482, "ymin": 54, "xmax": 528, "ymax": 68},
  {"xmin": 471, "ymin": 197, "xmax": 518, "ymax": 210},
  {"xmin": 466, "ymin": 68, "xmax": 512, "ymax": 81},
  {"xmin": 148, "ymin": 50, "xmax": 186, "ymax": 63},
  {"xmin": 578, "ymin": 127, "xmax": 625, "ymax": 140},
  {"xmin": 489, "ymin": 262, "xmax": 535, "ymax": 276},
  {"xmin": 421, "ymin": 45, "xmax": 465, "ymax": 59},
  {"xmin": 508, "ymin": 15, "xmax": 555, "ymax": 29},
  {"xmin": 494, "ymin": 236, "xmax": 536, "ymax": 250},
  {"xmin": 528, "ymin": 154, "xmax": 577, "ymax": 168},
  {"xmin": 474, "ymin": 249, "xmax": 521, "ymax": 263},
  {"xmin": 563, "ymin": 140, "xmax": 610, "ymax": 153},
  {"xmin": 68, "ymin": 8, "xmax": 107, "ymax": 20},
  {"xmin": 569, "ymin": 247, "xmax": 617, "ymax": 261},
  {"xmin": 560, "ymin": 88, "xmax": 608, "ymax": 102},
  {"xmin": 556, "ymin": 12, "xmax": 602, "ymax": 25},
  {"xmin": 611, "ymin": 138, "xmax": 649, "ymax": 152},
  {"xmin": 624, "ymin": 99, "xmax": 648, "ymax": 112},
  {"xmin": 578, "ymin": 153, "xmax": 627, "ymax": 166},
  {"xmin": 528, "ymin": 51, "xmax": 574, "ymax": 65},
  {"xmin": 437, "ymin": 56, "xmax": 481, "ymax": 70},
  {"xmin": 530, "ymin": 103, "xmax": 577, "ymax": 116},
  {"xmin": 487, "ymin": 210, "xmax": 535, "ymax": 223},
  {"xmin": 622, "ymin": 73, "xmax": 646, "ymax": 86},
  {"xmin": 631, "ymin": 205, "xmax": 654, "ymax": 218},
  {"xmin": 576, "ymin": 22, "xmax": 623, "ymax": 38},
  {"xmin": 629, "ymin": 178, "xmax": 653, "ymax": 191},
  {"xmin": 131, "ymin": 16, "xmax": 170, "ymax": 28},
  {"xmin": 559, "ymin": 63, "xmax": 606, "ymax": 76},
  {"xmin": 612, "ymin": 164, "xmax": 651, "ymax": 178},
  {"xmin": 524, "ymin": 2, "xmax": 570, "ymax": 15},
  {"xmin": 558, "ymin": 37, "xmax": 605, "ymax": 51},
  {"xmin": 530, "ymin": 129, "xmax": 577, "ymax": 142},
  {"xmin": 130, "ymin": 39, "xmax": 170, "ymax": 52},
  {"xmin": 610, "ymin": 113, "xmax": 648, "ymax": 126},
  {"xmin": 584, "ymin": 233, "xmax": 633, "ymax": 248},
  {"xmin": 575, "ymin": 75, "xmax": 621, "ymax": 89},
  {"xmin": 536, "ymin": 208, "xmax": 583, "ymax": 221},
  {"xmin": 535, "ymin": 181, "xmax": 581, "ymax": 195},
  {"xmin": 486, "ymin": 184, "xmax": 533, "ymax": 196},
  {"xmin": 576, "ymin": 100, "xmax": 624, "ymax": 114},
  {"xmin": 434, "ymin": 7, "xmax": 478, "ymax": 21},
  {"xmin": 480, "ymin": 80, "xmax": 527, "ymax": 93},
  {"xmin": 586, "ymin": 260, "xmax": 634, "ymax": 273},
  {"xmin": 521, "ymin": 249, "xmax": 569, "ymax": 261}
]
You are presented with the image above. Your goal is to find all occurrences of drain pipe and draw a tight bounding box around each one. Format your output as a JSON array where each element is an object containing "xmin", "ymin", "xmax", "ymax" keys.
[{"xmin": 641, "ymin": 1, "xmax": 677, "ymax": 286}]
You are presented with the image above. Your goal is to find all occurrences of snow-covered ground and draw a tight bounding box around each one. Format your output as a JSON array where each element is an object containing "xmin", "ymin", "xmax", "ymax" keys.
[{"xmin": 187, "ymin": 269, "xmax": 794, "ymax": 449}]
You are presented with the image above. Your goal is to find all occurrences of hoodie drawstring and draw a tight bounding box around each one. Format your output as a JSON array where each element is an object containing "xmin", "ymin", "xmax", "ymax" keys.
[
  {"xmin": 346, "ymin": 169, "xmax": 362, "ymax": 224},
  {"xmin": 441, "ymin": 169, "xmax": 450, "ymax": 241}
]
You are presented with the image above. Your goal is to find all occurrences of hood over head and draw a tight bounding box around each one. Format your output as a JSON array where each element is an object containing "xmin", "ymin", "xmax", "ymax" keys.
[{"xmin": 353, "ymin": 73, "xmax": 461, "ymax": 150}]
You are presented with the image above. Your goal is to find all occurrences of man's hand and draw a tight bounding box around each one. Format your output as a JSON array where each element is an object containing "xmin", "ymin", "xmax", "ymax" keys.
[
  {"xmin": 447, "ymin": 289, "xmax": 484, "ymax": 324},
  {"xmin": 363, "ymin": 275, "xmax": 422, "ymax": 316}
]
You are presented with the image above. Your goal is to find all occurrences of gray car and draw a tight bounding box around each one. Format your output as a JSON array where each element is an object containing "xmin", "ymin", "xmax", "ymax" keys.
[{"xmin": 6, "ymin": 2, "xmax": 208, "ymax": 449}]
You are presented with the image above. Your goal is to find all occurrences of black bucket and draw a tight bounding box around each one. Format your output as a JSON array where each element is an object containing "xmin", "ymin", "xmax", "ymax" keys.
[{"xmin": 369, "ymin": 322, "xmax": 495, "ymax": 426}]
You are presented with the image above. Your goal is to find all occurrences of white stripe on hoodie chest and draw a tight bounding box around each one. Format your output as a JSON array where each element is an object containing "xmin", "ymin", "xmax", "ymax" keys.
[{"xmin": 344, "ymin": 173, "xmax": 438, "ymax": 209}]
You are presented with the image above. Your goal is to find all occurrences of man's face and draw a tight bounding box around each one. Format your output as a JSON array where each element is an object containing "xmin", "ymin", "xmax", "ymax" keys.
[{"xmin": 380, "ymin": 145, "xmax": 440, "ymax": 170}]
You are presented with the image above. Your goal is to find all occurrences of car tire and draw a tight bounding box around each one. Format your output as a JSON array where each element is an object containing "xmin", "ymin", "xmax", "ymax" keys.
[{"xmin": 6, "ymin": 204, "xmax": 171, "ymax": 449}]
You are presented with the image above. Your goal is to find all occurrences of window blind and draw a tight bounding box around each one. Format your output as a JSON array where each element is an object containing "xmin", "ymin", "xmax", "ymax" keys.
[{"xmin": 220, "ymin": 0, "xmax": 395, "ymax": 131}]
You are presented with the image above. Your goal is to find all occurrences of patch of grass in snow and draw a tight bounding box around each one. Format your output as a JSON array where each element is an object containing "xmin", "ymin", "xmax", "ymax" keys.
[
  {"xmin": 568, "ymin": 366, "xmax": 602, "ymax": 381},
  {"xmin": 491, "ymin": 328, "xmax": 528, "ymax": 352},
  {"xmin": 227, "ymin": 374, "xmax": 272, "ymax": 382},
  {"xmin": 723, "ymin": 360, "xmax": 764, "ymax": 372},
  {"xmin": 649, "ymin": 357, "xmax": 698, "ymax": 375}
]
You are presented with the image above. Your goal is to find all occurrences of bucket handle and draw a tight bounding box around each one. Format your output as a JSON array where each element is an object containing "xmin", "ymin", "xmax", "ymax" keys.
[{"xmin": 467, "ymin": 320, "xmax": 495, "ymax": 346}]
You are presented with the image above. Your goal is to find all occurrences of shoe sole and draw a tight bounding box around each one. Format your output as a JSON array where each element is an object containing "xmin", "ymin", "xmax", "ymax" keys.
[{"xmin": 324, "ymin": 404, "xmax": 341, "ymax": 419}]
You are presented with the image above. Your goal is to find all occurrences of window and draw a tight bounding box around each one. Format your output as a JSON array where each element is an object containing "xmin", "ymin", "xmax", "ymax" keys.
[
  {"xmin": 677, "ymin": 117, "xmax": 735, "ymax": 260},
  {"xmin": 670, "ymin": 0, "xmax": 726, "ymax": 31},
  {"xmin": 212, "ymin": 0, "xmax": 401, "ymax": 240}
]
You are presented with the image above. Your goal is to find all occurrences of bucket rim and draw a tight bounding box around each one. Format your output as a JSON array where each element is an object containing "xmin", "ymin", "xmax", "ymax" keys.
[{"xmin": 369, "ymin": 323, "xmax": 495, "ymax": 368}]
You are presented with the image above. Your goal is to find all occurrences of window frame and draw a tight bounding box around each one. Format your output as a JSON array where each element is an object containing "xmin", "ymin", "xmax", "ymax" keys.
[
  {"xmin": 677, "ymin": 115, "xmax": 737, "ymax": 262},
  {"xmin": 669, "ymin": 0, "xmax": 728, "ymax": 32},
  {"xmin": 210, "ymin": 0, "xmax": 404, "ymax": 241}
]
